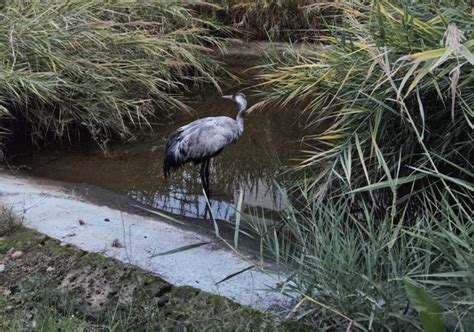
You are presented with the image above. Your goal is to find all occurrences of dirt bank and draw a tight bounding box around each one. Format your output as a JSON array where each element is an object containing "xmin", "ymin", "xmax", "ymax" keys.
[
  {"xmin": 0, "ymin": 171, "xmax": 294, "ymax": 312},
  {"xmin": 0, "ymin": 221, "xmax": 310, "ymax": 330}
]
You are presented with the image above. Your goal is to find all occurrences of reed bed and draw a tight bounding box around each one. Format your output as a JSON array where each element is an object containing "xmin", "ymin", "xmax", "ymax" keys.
[
  {"xmin": 0, "ymin": 0, "xmax": 228, "ymax": 148},
  {"xmin": 198, "ymin": 0, "xmax": 334, "ymax": 41},
  {"xmin": 252, "ymin": 0, "xmax": 473, "ymax": 330}
]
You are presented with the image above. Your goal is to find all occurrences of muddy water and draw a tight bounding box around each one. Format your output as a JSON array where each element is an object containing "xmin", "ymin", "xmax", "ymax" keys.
[{"xmin": 12, "ymin": 47, "xmax": 305, "ymax": 223}]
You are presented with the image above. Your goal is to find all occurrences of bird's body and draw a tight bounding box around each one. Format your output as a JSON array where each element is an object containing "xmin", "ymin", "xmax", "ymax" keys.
[
  {"xmin": 163, "ymin": 116, "xmax": 242, "ymax": 175},
  {"xmin": 163, "ymin": 93, "xmax": 247, "ymax": 194}
]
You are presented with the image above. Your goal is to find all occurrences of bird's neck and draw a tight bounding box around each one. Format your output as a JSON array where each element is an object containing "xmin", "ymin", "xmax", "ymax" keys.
[{"xmin": 235, "ymin": 103, "xmax": 246, "ymax": 135}]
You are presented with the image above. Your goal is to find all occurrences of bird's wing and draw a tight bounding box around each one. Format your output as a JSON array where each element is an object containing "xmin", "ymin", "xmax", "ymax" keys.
[
  {"xmin": 174, "ymin": 116, "xmax": 239, "ymax": 162},
  {"xmin": 163, "ymin": 116, "xmax": 240, "ymax": 176}
]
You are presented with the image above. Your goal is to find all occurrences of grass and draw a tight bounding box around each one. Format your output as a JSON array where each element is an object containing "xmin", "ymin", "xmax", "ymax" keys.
[
  {"xmin": 0, "ymin": 207, "xmax": 22, "ymax": 237},
  {"xmin": 0, "ymin": 217, "xmax": 305, "ymax": 331},
  {"xmin": 251, "ymin": 187, "xmax": 473, "ymax": 330},
  {"xmin": 0, "ymin": 275, "xmax": 277, "ymax": 331},
  {"xmin": 0, "ymin": 0, "xmax": 229, "ymax": 149},
  {"xmin": 196, "ymin": 0, "xmax": 334, "ymax": 41},
  {"xmin": 251, "ymin": 0, "xmax": 474, "ymax": 330}
]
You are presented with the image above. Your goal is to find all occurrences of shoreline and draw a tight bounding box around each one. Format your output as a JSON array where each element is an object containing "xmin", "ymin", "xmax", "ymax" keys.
[{"xmin": 0, "ymin": 170, "xmax": 293, "ymax": 312}]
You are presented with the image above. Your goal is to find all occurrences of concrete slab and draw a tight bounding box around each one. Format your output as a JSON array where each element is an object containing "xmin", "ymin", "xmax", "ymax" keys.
[{"xmin": 0, "ymin": 172, "xmax": 292, "ymax": 311}]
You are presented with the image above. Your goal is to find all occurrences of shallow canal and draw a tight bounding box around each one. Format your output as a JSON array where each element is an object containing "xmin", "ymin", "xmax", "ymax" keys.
[{"xmin": 12, "ymin": 48, "xmax": 306, "ymax": 223}]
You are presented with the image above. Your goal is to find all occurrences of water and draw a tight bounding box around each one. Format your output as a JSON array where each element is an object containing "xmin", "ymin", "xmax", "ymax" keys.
[{"xmin": 12, "ymin": 49, "xmax": 306, "ymax": 223}]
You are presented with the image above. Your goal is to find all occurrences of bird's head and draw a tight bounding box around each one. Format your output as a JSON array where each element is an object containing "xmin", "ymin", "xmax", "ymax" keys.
[{"xmin": 222, "ymin": 92, "xmax": 247, "ymax": 111}]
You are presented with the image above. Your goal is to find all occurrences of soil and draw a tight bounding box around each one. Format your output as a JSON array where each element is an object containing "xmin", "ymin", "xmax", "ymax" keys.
[{"xmin": 0, "ymin": 226, "xmax": 311, "ymax": 331}]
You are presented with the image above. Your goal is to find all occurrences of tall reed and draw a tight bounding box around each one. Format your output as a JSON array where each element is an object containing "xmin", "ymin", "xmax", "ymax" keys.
[
  {"xmin": 198, "ymin": 0, "xmax": 333, "ymax": 41},
  {"xmin": 253, "ymin": 0, "xmax": 473, "ymax": 330},
  {"xmin": 0, "ymin": 1, "xmax": 228, "ymax": 148}
]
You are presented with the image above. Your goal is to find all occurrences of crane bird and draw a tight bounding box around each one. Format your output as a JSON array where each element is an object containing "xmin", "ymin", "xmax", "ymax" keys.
[{"xmin": 163, "ymin": 92, "xmax": 247, "ymax": 195}]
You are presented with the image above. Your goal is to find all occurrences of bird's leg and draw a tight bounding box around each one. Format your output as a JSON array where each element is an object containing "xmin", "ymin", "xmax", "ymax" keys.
[
  {"xmin": 204, "ymin": 159, "xmax": 210, "ymax": 195},
  {"xmin": 200, "ymin": 160, "xmax": 212, "ymax": 220},
  {"xmin": 199, "ymin": 162, "xmax": 208, "ymax": 196}
]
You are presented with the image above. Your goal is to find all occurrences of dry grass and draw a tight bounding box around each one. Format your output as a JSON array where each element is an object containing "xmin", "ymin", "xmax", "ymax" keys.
[
  {"xmin": 196, "ymin": 0, "xmax": 335, "ymax": 41},
  {"xmin": 0, "ymin": 207, "xmax": 22, "ymax": 236}
]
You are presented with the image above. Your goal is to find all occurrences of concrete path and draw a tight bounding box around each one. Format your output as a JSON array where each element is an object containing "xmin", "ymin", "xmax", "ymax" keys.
[{"xmin": 0, "ymin": 172, "xmax": 291, "ymax": 311}]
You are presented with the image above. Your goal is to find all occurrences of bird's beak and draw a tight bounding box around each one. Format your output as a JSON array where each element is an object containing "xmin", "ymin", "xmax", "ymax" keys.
[{"xmin": 222, "ymin": 95, "xmax": 233, "ymax": 100}]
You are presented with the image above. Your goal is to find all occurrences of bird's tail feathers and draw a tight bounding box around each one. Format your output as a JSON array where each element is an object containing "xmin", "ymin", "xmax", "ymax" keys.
[
  {"xmin": 163, "ymin": 153, "xmax": 184, "ymax": 178},
  {"xmin": 163, "ymin": 132, "xmax": 185, "ymax": 178}
]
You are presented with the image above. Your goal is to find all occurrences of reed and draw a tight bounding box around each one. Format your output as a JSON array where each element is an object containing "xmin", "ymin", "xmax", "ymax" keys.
[
  {"xmin": 198, "ymin": 0, "xmax": 333, "ymax": 41},
  {"xmin": 0, "ymin": 0, "xmax": 228, "ymax": 148},
  {"xmin": 253, "ymin": 0, "xmax": 473, "ymax": 329},
  {"xmin": 252, "ymin": 184, "xmax": 473, "ymax": 330}
]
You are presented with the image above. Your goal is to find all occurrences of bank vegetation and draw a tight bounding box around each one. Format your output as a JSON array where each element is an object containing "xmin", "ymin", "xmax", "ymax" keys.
[
  {"xmin": 0, "ymin": 0, "xmax": 228, "ymax": 149},
  {"xmin": 253, "ymin": 0, "xmax": 473, "ymax": 330}
]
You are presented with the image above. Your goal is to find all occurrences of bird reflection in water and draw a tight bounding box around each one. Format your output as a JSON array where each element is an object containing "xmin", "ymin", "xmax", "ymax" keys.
[{"xmin": 128, "ymin": 175, "xmax": 285, "ymax": 222}]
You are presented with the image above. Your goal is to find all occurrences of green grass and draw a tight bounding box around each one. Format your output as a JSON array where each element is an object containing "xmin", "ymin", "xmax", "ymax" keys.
[
  {"xmin": 0, "ymin": 275, "xmax": 280, "ymax": 331},
  {"xmin": 251, "ymin": 0, "xmax": 474, "ymax": 330},
  {"xmin": 0, "ymin": 223, "xmax": 299, "ymax": 331},
  {"xmin": 0, "ymin": 0, "xmax": 229, "ymax": 148},
  {"xmin": 251, "ymin": 187, "xmax": 473, "ymax": 330}
]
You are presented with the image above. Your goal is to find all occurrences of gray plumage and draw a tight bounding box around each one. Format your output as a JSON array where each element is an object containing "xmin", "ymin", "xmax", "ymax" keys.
[{"xmin": 163, "ymin": 92, "xmax": 247, "ymax": 194}]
